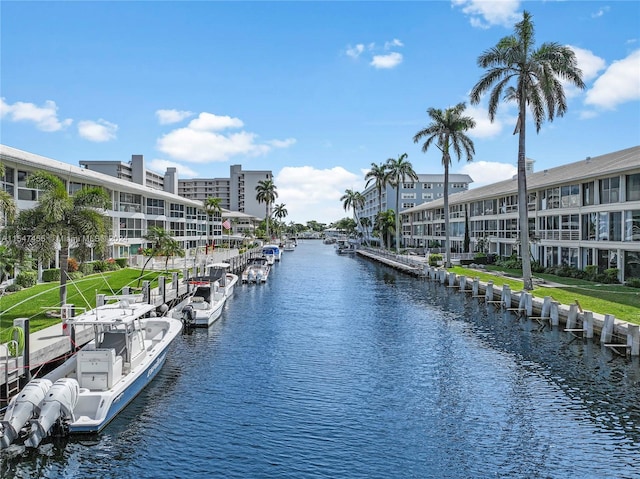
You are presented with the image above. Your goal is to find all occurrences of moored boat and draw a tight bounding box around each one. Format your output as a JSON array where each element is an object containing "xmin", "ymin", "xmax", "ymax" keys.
[
  {"xmin": 241, "ymin": 257, "xmax": 270, "ymax": 284},
  {"xmin": 0, "ymin": 296, "xmax": 182, "ymax": 449},
  {"xmin": 172, "ymin": 263, "xmax": 237, "ymax": 328}
]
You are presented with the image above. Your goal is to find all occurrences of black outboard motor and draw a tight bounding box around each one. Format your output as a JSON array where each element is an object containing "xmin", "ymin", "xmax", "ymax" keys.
[{"xmin": 181, "ymin": 304, "xmax": 196, "ymax": 326}]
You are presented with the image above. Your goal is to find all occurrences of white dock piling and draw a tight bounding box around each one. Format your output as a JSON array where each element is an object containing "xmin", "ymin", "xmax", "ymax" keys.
[
  {"xmin": 584, "ymin": 311, "xmax": 594, "ymax": 339},
  {"xmin": 501, "ymin": 285, "xmax": 512, "ymax": 309},
  {"xmin": 627, "ymin": 324, "xmax": 640, "ymax": 356},
  {"xmin": 550, "ymin": 301, "xmax": 560, "ymax": 327},
  {"xmin": 600, "ymin": 314, "xmax": 615, "ymax": 344}
]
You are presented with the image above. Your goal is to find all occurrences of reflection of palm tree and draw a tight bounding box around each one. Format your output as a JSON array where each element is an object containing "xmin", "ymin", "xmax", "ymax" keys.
[
  {"xmin": 413, "ymin": 103, "xmax": 475, "ymax": 267},
  {"xmin": 470, "ymin": 10, "xmax": 584, "ymax": 289},
  {"xmin": 386, "ymin": 154, "xmax": 417, "ymax": 253},
  {"xmin": 256, "ymin": 179, "xmax": 278, "ymax": 239}
]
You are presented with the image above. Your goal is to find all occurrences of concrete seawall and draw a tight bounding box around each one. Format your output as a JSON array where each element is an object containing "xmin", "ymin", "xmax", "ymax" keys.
[{"xmin": 357, "ymin": 249, "xmax": 639, "ymax": 358}]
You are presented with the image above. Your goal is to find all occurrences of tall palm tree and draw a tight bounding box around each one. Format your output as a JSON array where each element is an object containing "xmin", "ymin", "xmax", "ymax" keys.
[
  {"xmin": 203, "ymin": 197, "xmax": 222, "ymax": 252},
  {"xmin": 386, "ymin": 153, "xmax": 418, "ymax": 253},
  {"xmin": 16, "ymin": 171, "xmax": 110, "ymax": 305},
  {"xmin": 413, "ymin": 102, "xmax": 476, "ymax": 268},
  {"xmin": 470, "ymin": 10, "xmax": 584, "ymax": 290},
  {"xmin": 359, "ymin": 216, "xmax": 372, "ymax": 246},
  {"xmin": 255, "ymin": 179, "xmax": 278, "ymax": 239},
  {"xmin": 340, "ymin": 189, "xmax": 365, "ymax": 238},
  {"xmin": 364, "ymin": 161, "xmax": 390, "ymax": 244},
  {"xmin": 273, "ymin": 203, "xmax": 287, "ymax": 239},
  {"xmin": 0, "ymin": 163, "xmax": 16, "ymax": 225}
]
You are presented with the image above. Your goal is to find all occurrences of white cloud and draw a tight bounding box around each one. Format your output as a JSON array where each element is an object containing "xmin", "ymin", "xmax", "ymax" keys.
[
  {"xmin": 585, "ymin": 49, "xmax": 640, "ymax": 109},
  {"xmin": 0, "ymin": 98, "xmax": 72, "ymax": 132},
  {"xmin": 570, "ymin": 46, "xmax": 606, "ymax": 82},
  {"xmin": 457, "ymin": 161, "xmax": 516, "ymax": 188},
  {"xmin": 346, "ymin": 44, "xmax": 365, "ymax": 59},
  {"xmin": 591, "ymin": 6, "xmax": 610, "ymax": 18},
  {"xmin": 384, "ymin": 38, "xmax": 404, "ymax": 50},
  {"xmin": 268, "ymin": 138, "xmax": 297, "ymax": 148},
  {"xmin": 156, "ymin": 109, "xmax": 194, "ymax": 124},
  {"xmin": 275, "ymin": 165, "xmax": 361, "ymax": 224},
  {"xmin": 465, "ymin": 105, "xmax": 513, "ymax": 139},
  {"xmin": 156, "ymin": 111, "xmax": 294, "ymax": 163},
  {"xmin": 77, "ymin": 119, "xmax": 118, "ymax": 142},
  {"xmin": 371, "ymin": 52, "xmax": 403, "ymax": 69},
  {"xmin": 188, "ymin": 112, "xmax": 244, "ymax": 131},
  {"xmin": 451, "ymin": 0, "xmax": 521, "ymax": 29},
  {"xmin": 147, "ymin": 158, "xmax": 199, "ymax": 177}
]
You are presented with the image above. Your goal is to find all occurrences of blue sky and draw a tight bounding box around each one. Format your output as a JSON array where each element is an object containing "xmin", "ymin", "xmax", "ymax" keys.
[{"xmin": 1, "ymin": 1, "xmax": 639, "ymax": 224}]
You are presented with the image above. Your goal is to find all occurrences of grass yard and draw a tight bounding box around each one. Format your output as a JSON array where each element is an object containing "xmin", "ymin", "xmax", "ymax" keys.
[
  {"xmin": 449, "ymin": 266, "xmax": 640, "ymax": 324},
  {"xmin": 0, "ymin": 269, "xmax": 178, "ymax": 343}
]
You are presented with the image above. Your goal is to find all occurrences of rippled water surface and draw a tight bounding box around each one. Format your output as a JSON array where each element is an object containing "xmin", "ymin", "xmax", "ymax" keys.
[{"xmin": 2, "ymin": 240, "xmax": 640, "ymax": 478}]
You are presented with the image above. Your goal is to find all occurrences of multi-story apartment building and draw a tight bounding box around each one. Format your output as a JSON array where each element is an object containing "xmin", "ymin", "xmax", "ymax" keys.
[
  {"xmin": 0, "ymin": 145, "xmax": 230, "ymax": 262},
  {"xmin": 179, "ymin": 165, "xmax": 272, "ymax": 220},
  {"xmin": 356, "ymin": 173, "xmax": 473, "ymax": 243},
  {"xmin": 402, "ymin": 146, "xmax": 640, "ymax": 282},
  {"xmin": 80, "ymin": 155, "xmax": 178, "ymax": 193}
]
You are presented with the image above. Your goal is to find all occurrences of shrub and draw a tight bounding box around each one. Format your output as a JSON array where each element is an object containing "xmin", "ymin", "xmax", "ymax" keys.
[
  {"xmin": 42, "ymin": 268, "xmax": 61, "ymax": 282},
  {"xmin": 67, "ymin": 257, "xmax": 79, "ymax": 272},
  {"xmin": 16, "ymin": 271, "xmax": 37, "ymax": 288},
  {"xmin": 80, "ymin": 262, "xmax": 95, "ymax": 275},
  {"xmin": 428, "ymin": 253, "xmax": 442, "ymax": 266},
  {"xmin": 5, "ymin": 284, "xmax": 22, "ymax": 292},
  {"xmin": 93, "ymin": 260, "xmax": 108, "ymax": 272},
  {"xmin": 603, "ymin": 268, "xmax": 620, "ymax": 284},
  {"xmin": 626, "ymin": 277, "xmax": 640, "ymax": 288},
  {"xmin": 585, "ymin": 265, "xmax": 598, "ymax": 281},
  {"xmin": 68, "ymin": 271, "xmax": 84, "ymax": 281},
  {"xmin": 115, "ymin": 258, "xmax": 128, "ymax": 268}
]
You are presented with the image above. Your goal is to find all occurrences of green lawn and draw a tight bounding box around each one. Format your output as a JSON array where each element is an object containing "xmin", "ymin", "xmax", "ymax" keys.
[
  {"xmin": 449, "ymin": 266, "xmax": 640, "ymax": 323},
  {"xmin": 0, "ymin": 269, "xmax": 178, "ymax": 343}
]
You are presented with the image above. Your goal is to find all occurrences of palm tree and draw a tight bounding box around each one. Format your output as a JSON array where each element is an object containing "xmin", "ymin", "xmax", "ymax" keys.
[
  {"xmin": 161, "ymin": 237, "xmax": 185, "ymax": 272},
  {"xmin": 359, "ymin": 216, "xmax": 372, "ymax": 246},
  {"xmin": 203, "ymin": 197, "xmax": 223, "ymax": 253},
  {"xmin": 413, "ymin": 102, "xmax": 475, "ymax": 268},
  {"xmin": 16, "ymin": 171, "xmax": 110, "ymax": 305},
  {"xmin": 386, "ymin": 154, "xmax": 418, "ymax": 253},
  {"xmin": 273, "ymin": 203, "xmax": 288, "ymax": 239},
  {"xmin": 364, "ymin": 162, "xmax": 390, "ymax": 244},
  {"xmin": 255, "ymin": 179, "xmax": 278, "ymax": 239},
  {"xmin": 0, "ymin": 163, "xmax": 16, "ymax": 225},
  {"xmin": 470, "ymin": 10, "xmax": 584, "ymax": 290},
  {"xmin": 340, "ymin": 189, "xmax": 365, "ymax": 238},
  {"xmin": 137, "ymin": 226, "xmax": 173, "ymax": 285},
  {"xmin": 375, "ymin": 210, "xmax": 396, "ymax": 249}
]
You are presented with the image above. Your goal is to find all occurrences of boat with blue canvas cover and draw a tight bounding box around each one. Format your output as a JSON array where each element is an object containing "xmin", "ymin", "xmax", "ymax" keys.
[{"xmin": 262, "ymin": 244, "xmax": 282, "ymax": 262}]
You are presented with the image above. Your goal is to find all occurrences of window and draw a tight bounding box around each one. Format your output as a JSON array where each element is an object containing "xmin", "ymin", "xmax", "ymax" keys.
[
  {"xmin": 401, "ymin": 193, "xmax": 416, "ymax": 199},
  {"xmin": 560, "ymin": 185, "xmax": 579, "ymax": 208},
  {"xmin": 401, "ymin": 202, "xmax": 415, "ymax": 209},
  {"xmin": 402, "ymin": 183, "xmax": 415, "ymax": 189},
  {"xmin": 582, "ymin": 213, "xmax": 597, "ymax": 241},
  {"xmin": 422, "ymin": 193, "xmax": 433, "ymax": 200},
  {"xmin": 582, "ymin": 181, "xmax": 594, "ymax": 206},
  {"xmin": 119, "ymin": 193, "xmax": 142, "ymax": 213},
  {"xmin": 146, "ymin": 198, "xmax": 165, "ymax": 216},
  {"xmin": 119, "ymin": 218, "xmax": 142, "ymax": 238},
  {"xmin": 600, "ymin": 177, "xmax": 620, "ymax": 204},
  {"xmin": 626, "ymin": 173, "xmax": 640, "ymax": 202},
  {"xmin": 170, "ymin": 203, "xmax": 185, "ymax": 218},
  {"xmin": 625, "ymin": 210, "xmax": 640, "ymax": 241}
]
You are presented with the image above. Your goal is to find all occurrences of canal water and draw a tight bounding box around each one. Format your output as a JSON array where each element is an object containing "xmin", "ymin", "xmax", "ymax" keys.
[{"xmin": 2, "ymin": 240, "xmax": 640, "ymax": 478}]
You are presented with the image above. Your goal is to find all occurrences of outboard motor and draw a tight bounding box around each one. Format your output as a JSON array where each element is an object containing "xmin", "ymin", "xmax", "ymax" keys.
[
  {"xmin": 0, "ymin": 378, "xmax": 52, "ymax": 449},
  {"xmin": 25, "ymin": 378, "xmax": 79, "ymax": 448},
  {"xmin": 181, "ymin": 304, "xmax": 196, "ymax": 326}
]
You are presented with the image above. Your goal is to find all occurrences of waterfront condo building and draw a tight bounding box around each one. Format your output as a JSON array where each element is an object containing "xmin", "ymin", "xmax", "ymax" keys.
[
  {"xmin": 356, "ymin": 173, "xmax": 473, "ymax": 245},
  {"xmin": 0, "ymin": 145, "xmax": 240, "ymax": 263},
  {"xmin": 402, "ymin": 146, "xmax": 640, "ymax": 282}
]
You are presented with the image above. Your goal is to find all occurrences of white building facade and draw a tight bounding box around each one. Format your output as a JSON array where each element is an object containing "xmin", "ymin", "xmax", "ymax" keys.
[{"xmin": 402, "ymin": 146, "xmax": 640, "ymax": 282}]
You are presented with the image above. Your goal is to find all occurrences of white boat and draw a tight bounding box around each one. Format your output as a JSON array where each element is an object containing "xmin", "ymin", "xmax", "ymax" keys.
[
  {"xmin": 283, "ymin": 240, "xmax": 296, "ymax": 251},
  {"xmin": 241, "ymin": 257, "xmax": 270, "ymax": 284},
  {"xmin": 262, "ymin": 244, "xmax": 282, "ymax": 262},
  {"xmin": 172, "ymin": 263, "xmax": 238, "ymax": 328},
  {"xmin": 336, "ymin": 238, "xmax": 357, "ymax": 254},
  {"xmin": 0, "ymin": 296, "xmax": 182, "ymax": 448}
]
